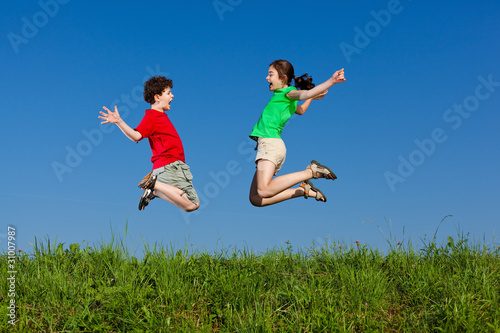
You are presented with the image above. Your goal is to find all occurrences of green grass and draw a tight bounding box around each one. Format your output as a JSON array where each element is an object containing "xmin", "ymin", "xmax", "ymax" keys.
[{"xmin": 1, "ymin": 231, "xmax": 499, "ymax": 332}]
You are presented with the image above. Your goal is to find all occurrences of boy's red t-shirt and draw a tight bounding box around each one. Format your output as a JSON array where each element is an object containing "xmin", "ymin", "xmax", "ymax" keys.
[{"xmin": 134, "ymin": 109, "xmax": 185, "ymax": 170}]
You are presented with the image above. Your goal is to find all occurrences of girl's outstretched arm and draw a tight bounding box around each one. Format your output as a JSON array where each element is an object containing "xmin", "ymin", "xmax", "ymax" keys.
[
  {"xmin": 99, "ymin": 106, "xmax": 143, "ymax": 143},
  {"xmin": 295, "ymin": 90, "xmax": 328, "ymax": 115},
  {"xmin": 287, "ymin": 68, "xmax": 345, "ymax": 101}
]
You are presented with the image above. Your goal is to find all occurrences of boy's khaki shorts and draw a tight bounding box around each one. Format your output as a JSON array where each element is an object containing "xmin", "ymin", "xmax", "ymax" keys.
[
  {"xmin": 152, "ymin": 161, "xmax": 200, "ymax": 205},
  {"xmin": 255, "ymin": 137, "xmax": 286, "ymax": 175}
]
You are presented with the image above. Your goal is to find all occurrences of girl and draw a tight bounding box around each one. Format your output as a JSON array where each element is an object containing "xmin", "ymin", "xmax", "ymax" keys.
[{"xmin": 249, "ymin": 60, "xmax": 345, "ymax": 207}]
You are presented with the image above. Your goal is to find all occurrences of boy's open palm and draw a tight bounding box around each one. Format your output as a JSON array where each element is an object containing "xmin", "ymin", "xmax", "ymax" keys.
[{"xmin": 99, "ymin": 106, "xmax": 121, "ymax": 124}]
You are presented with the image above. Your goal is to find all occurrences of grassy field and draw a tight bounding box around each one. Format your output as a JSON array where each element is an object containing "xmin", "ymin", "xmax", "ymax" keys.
[{"xmin": 1, "ymin": 230, "xmax": 499, "ymax": 332}]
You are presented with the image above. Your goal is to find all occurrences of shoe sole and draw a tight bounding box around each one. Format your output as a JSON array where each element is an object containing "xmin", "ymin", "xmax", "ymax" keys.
[
  {"xmin": 304, "ymin": 180, "xmax": 327, "ymax": 202},
  {"xmin": 138, "ymin": 174, "xmax": 157, "ymax": 190},
  {"xmin": 311, "ymin": 160, "xmax": 337, "ymax": 180},
  {"xmin": 138, "ymin": 189, "xmax": 152, "ymax": 210}
]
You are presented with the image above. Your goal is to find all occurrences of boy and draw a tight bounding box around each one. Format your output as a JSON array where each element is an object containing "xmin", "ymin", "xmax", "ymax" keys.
[{"xmin": 99, "ymin": 76, "xmax": 200, "ymax": 212}]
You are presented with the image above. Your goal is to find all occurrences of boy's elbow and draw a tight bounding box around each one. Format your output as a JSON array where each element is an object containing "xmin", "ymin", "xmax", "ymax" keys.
[{"xmin": 134, "ymin": 132, "xmax": 143, "ymax": 142}]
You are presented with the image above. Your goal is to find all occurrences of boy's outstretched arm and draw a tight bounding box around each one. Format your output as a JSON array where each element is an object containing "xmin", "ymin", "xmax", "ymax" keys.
[
  {"xmin": 99, "ymin": 106, "xmax": 142, "ymax": 143},
  {"xmin": 287, "ymin": 68, "xmax": 345, "ymax": 101}
]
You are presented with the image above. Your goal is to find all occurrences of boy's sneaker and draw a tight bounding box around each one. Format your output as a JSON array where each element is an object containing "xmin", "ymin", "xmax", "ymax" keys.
[
  {"xmin": 138, "ymin": 172, "xmax": 157, "ymax": 190},
  {"xmin": 138, "ymin": 189, "xmax": 155, "ymax": 211}
]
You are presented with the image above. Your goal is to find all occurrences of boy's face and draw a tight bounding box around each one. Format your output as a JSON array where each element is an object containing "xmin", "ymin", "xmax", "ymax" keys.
[
  {"xmin": 155, "ymin": 87, "xmax": 174, "ymax": 111},
  {"xmin": 266, "ymin": 66, "xmax": 287, "ymax": 91}
]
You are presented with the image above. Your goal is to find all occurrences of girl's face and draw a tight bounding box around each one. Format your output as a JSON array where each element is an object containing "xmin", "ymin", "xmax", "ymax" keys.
[{"xmin": 266, "ymin": 66, "xmax": 287, "ymax": 91}]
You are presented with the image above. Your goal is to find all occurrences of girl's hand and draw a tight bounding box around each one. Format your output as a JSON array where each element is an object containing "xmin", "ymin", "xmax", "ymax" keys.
[
  {"xmin": 312, "ymin": 90, "xmax": 328, "ymax": 100},
  {"xmin": 332, "ymin": 68, "xmax": 346, "ymax": 84},
  {"xmin": 99, "ymin": 106, "xmax": 121, "ymax": 124}
]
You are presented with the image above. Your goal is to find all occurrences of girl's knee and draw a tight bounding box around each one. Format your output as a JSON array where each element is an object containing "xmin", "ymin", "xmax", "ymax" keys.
[
  {"xmin": 256, "ymin": 188, "xmax": 272, "ymax": 199},
  {"xmin": 249, "ymin": 195, "xmax": 263, "ymax": 207}
]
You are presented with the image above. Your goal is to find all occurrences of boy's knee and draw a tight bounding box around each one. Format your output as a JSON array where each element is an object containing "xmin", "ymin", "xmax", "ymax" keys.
[{"xmin": 184, "ymin": 202, "xmax": 200, "ymax": 212}]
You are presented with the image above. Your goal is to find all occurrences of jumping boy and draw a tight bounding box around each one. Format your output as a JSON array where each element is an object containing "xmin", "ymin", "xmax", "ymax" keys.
[{"xmin": 99, "ymin": 76, "xmax": 200, "ymax": 212}]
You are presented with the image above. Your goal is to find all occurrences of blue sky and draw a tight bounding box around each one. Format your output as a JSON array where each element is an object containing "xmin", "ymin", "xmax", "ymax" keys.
[{"xmin": 1, "ymin": 1, "xmax": 499, "ymax": 256}]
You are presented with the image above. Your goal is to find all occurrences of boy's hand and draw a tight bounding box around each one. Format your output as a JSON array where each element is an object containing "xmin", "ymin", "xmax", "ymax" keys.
[
  {"xmin": 99, "ymin": 106, "xmax": 121, "ymax": 124},
  {"xmin": 332, "ymin": 68, "xmax": 346, "ymax": 84}
]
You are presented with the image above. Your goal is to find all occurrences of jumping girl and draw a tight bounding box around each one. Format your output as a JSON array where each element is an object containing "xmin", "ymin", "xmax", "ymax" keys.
[{"xmin": 249, "ymin": 60, "xmax": 346, "ymax": 207}]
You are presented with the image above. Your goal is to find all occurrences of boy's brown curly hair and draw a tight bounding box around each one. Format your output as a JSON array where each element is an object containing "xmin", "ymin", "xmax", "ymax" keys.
[{"xmin": 143, "ymin": 76, "xmax": 173, "ymax": 104}]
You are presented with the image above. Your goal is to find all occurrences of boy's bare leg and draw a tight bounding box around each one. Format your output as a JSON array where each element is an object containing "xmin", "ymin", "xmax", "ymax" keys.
[
  {"xmin": 153, "ymin": 182, "xmax": 199, "ymax": 212},
  {"xmin": 255, "ymin": 160, "xmax": 312, "ymax": 198}
]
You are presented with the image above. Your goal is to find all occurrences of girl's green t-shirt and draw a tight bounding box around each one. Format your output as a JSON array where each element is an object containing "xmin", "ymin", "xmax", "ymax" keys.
[{"xmin": 249, "ymin": 86, "xmax": 298, "ymax": 140}]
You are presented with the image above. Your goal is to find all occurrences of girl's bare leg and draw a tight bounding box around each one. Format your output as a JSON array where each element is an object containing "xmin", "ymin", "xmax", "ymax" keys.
[
  {"xmin": 255, "ymin": 160, "xmax": 313, "ymax": 198},
  {"xmin": 249, "ymin": 174, "xmax": 303, "ymax": 207},
  {"xmin": 153, "ymin": 181, "xmax": 199, "ymax": 212},
  {"xmin": 249, "ymin": 159, "xmax": 322, "ymax": 207}
]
